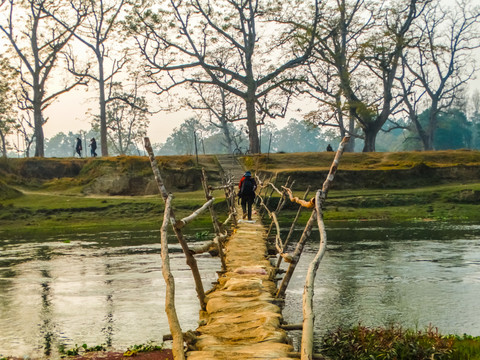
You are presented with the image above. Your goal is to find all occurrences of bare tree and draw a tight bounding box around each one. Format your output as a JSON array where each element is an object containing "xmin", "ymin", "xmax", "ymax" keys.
[
  {"xmin": 350, "ymin": 0, "xmax": 429, "ymax": 151},
  {"xmin": 301, "ymin": 0, "xmax": 373, "ymax": 152},
  {"xmin": 185, "ymin": 82, "xmax": 246, "ymax": 154},
  {"xmin": 400, "ymin": 0, "xmax": 480, "ymax": 150},
  {"xmin": 12, "ymin": 110, "xmax": 36, "ymax": 157},
  {"xmin": 93, "ymin": 75, "xmax": 150, "ymax": 155},
  {"xmin": 45, "ymin": 0, "xmax": 130, "ymax": 156},
  {"xmin": 0, "ymin": 0, "xmax": 88, "ymax": 157},
  {"xmin": 131, "ymin": 0, "xmax": 319, "ymax": 153},
  {"xmin": 0, "ymin": 55, "xmax": 17, "ymax": 157}
]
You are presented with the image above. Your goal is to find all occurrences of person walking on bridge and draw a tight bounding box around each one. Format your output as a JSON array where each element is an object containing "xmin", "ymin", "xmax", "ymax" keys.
[{"xmin": 238, "ymin": 171, "xmax": 257, "ymax": 220}]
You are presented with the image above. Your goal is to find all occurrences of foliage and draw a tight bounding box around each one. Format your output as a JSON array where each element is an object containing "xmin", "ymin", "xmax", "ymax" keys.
[
  {"xmin": 272, "ymin": 118, "xmax": 333, "ymax": 153},
  {"xmin": 195, "ymin": 230, "xmax": 210, "ymax": 241},
  {"xmin": 58, "ymin": 343, "xmax": 81, "ymax": 356},
  {"xmin": 404, "ymin": 108, "xmax": 473, "ymax": 150},
  {"xmin": 123, "ymin": 342, "xmax": 163, "ymax": 356},
  {"xmin": 320, "ymin": 325, "xmax": 480, "ymax": 360},
  {"xmin": 157, "ymin": 117, "xmax": 204, "ymax": 155}
]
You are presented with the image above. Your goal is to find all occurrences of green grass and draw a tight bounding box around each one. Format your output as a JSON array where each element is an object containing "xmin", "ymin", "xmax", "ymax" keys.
[
  {"xmin": 243, "ymin": 149, "xmax": 480, "ymax": 171},
  {"xmin": 0, "ymin": 189, "xmax": 225, "ymax": 239},
  {"xmin": 263, "ymin": 182, "xmax": 480, "ymax": 224}
]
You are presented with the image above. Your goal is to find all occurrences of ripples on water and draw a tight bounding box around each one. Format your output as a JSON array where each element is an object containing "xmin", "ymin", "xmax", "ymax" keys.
[{"xmin": 1, "ymin": 222, "xmax": 480, "ymax": 357}]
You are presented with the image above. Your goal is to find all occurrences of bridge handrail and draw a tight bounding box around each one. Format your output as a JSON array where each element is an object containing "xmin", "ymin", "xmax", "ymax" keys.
[{"xmin": 145, "ymin": 135, "xmax": 350, "ymax": 360}]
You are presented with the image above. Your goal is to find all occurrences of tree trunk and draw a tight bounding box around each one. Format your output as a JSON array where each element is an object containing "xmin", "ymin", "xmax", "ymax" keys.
[
  {"xmin": 426, "ymin": 102, "xmax": 439, "ymax": 151},
  {"xmin": 220, "ymin": 117, "xmax": 234, "ymax": 154},
  {"xmin": 161, "ymin": 195, "xmax": 185, "ymax": 360},
  {"xmin": 0, "ymin": 131, "xmax": 6, "ymax": 158},
  {"xmin": 362, "ymin": 125, "xmax": 377, "ymax": 152},
  {"xmin": 33, "ymin": 102, "xmax": 44, "ymax": 157},
  {"xmin": 98, "ymin": 56, "xmax": 108, "ymax": 156},
  {"xmin": 245, "ymin": 99, "xmax": 260, "ymax": 153},
  {"xmin": 344, "ymin": 117, "xmax": 356, "ymax": 152}
]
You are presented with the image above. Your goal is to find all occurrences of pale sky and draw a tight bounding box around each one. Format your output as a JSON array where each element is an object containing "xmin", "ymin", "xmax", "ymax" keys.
[
  {"xmin": 42, "ymin": 87, "xmax": 194, "ymax": 145},
  {"xmin": 5, "ymin": 0, "xmax": 480, "ymax": 146}
]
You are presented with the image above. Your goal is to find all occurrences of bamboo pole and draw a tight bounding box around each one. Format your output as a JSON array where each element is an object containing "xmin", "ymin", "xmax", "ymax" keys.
[
  {"xmin": 144, "ymin": 137, "xmax": 206, "ymax": 310},
  {"xmin": 201, "ymin": 169, "xmax": 222, "ymax": 235},
  {"xmin": 160, "ymin": 194, "xmax": 185, "ymax": 360},
  {"xmin": 301, "ymin": 137, "xmax": 350, "ymax": 360},
  {"xmin": 276, "ymin": 210, "xmax": 317, "ymax": 298}
]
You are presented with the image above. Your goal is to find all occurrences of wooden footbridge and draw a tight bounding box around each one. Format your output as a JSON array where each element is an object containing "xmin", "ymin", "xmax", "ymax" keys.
[{"xmin": 144, "ymin": 137, "xmax": 350, "ymax": 360}]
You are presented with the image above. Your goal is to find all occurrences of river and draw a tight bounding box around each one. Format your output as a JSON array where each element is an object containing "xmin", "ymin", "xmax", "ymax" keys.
[{"xmin": 1, "ymin": 222, "xmax": 479, "ymax": 358}]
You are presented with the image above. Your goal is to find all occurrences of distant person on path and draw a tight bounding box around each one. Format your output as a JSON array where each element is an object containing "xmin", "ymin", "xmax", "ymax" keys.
[
  {"xmin": 89, "ymin": 138, "xmax": 97, "ymax": 157},
  {"xmin": 326, "ymin": 144, "xmax": 333, "ymax": 152},
  {"xmin": 238, "ymin": 171, "xmax": 257, "ymax": 220},
  {"xmin": 75, "ymin": 137, "xmax": 82, "ymax": 157}
]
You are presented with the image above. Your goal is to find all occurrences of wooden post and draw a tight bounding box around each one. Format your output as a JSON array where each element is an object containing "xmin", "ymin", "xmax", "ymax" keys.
[
  {"xmin": 266, "ymin": 177, "xmax": 292, "ymax": 239},
  {"xmin": 144, "ymin": 137, "xmax": 206, "ymax": 310},
  {"xmin": 300, "ymin": 137, "xmax": 350, "ymax": 360},
  {"xmin": 201, "ymin": 168, "xmax": 227, "ymax": 271},
  {"xmin": 161, "ymin": 195, "xmax": 185, "ymax": 360},
  {"xmin": 275, "ymin": 186, "xmax": 311, "ymax": 272},
  {"xmin": 276, "ymin": 137, "xmax": 350, "ymax": 300}
]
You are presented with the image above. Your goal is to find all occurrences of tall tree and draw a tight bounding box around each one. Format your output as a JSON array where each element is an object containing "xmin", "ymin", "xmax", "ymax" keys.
[
  {"xmin": 301, "ymin": 0, "xmax": 428, "ymax": 152},
  {"xmin": 400, "ymin": 0, "xmax": 480, "ymax": 150},
  {"xmin": 131, "ymin": 0, "xmax": 319, "ymax": 153},
  {"xmin": 302, "ymin": 0, "xmax": 372, "ymax": 152},
  {"xmin": 349, "ymin": 0, "xmax": 428, "ymax": 151},
  {"xmin": 184, "ymin": 82, "xmax": 246, "ymax": 154},
  {"xmin": 0, "ymin": 56, "xmax": 17, "ymax": 157},
  {"xmin": 93, "ymin": 79, "xmax": 150, "ymax": 155},
  {"xmin": 44, "ymin": 0, "xmax": 129, "ymax": 156},
  {"xmin": 0, "ymin": 0, "xmax": 87, "ymax": 157}
]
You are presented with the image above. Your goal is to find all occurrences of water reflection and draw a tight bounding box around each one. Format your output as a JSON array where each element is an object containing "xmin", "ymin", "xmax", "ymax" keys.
[
  {"xmin": 1, "ymin": 224, "xmax": 480, "ymax": 357},
  {"xmin": 283, "ymin": 222, "xmax": 480, "ymax": 350}
]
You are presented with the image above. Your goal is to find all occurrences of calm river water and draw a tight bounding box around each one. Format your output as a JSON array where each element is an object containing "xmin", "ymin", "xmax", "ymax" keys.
[{"xmin": 1, "ymin": 222, "xmax": 480, "ymax": 358}]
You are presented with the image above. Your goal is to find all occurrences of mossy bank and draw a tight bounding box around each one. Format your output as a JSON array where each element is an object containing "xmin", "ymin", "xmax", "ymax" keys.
[{"xmin": 0, "ymin": 150, "xmax": 479, "ymax": 237}]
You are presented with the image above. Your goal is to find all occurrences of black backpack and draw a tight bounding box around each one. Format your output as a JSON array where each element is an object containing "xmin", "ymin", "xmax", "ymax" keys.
[{"xmin": 240, "ymin": 177, "xmax": 255, "ymax": 197}]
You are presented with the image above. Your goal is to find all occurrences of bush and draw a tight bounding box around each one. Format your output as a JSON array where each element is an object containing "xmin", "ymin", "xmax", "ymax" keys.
[{"xmin": 319, "ymin": 325, "xmax": 480, "ymax": 360}]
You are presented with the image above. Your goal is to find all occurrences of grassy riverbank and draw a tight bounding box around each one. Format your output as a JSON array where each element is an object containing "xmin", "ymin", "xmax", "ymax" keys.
[
  {"xmin": 1, "ymin": 151, "xmax": 480, "ymax": 237},
  {"xmin": 1, "ymin": 180, "xmax": 479, "ymax": 239},
  {"xmin": 0, "ymin": 190, "xmax": 224, "ymax": 239}
]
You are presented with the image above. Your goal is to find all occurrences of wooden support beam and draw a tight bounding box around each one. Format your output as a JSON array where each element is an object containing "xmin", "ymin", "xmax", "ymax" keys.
[
  {"xmin": 175, "ymin": 198, "xmax": 214, "ymax": 229},
  {"xmin": 144, "ymin": 137, "xmax": 206, "ymax": 310},
  {"xmin": 161, "ymin": 195, "xmax": 185, "ymax": 360},
  {"xmin": 301, "ymin": 136, "xmax": 350, "ymax": 360}
]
